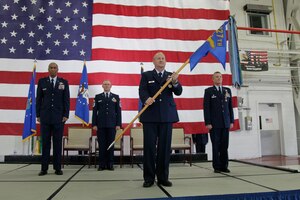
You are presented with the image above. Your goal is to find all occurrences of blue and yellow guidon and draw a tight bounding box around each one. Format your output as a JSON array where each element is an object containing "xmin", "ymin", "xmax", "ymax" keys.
[
  {"xmin": 207, "ymin": 26, "xmax": 225, "ymax": 49},
  {"xmin": 189, "ymin": 20, "xmax": 228, "ymax": 71}
]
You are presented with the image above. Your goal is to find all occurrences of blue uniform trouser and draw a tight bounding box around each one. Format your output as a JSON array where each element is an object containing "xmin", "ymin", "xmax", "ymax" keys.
[
  {"xmin": 97, "ymin": 128, "xmax": 116, "ymax": 168},
  {"xmin": 209, "ymin": 128, "xmax": 229, "ymax": 170},
  {"xmin": 41, "ymin": 123, "xmax": 64, "ymax": 171},
  {"xmin": 143, "ymin": 123, "xmax": 172, "ymax": 183}
]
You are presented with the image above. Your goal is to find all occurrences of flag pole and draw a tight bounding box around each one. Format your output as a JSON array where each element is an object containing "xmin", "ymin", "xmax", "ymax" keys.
[{"xmin": 107, "ymin": 59, "xmax": 190, "ymax": 150}]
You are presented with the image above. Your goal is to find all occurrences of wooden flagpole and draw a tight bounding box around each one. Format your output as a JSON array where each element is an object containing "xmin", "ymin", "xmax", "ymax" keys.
[{"xmin": 107, "ymin": 59, "xmax": 190, "ymax": 150}]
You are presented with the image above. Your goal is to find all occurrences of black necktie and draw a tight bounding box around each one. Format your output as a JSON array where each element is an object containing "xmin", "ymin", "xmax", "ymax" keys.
[
  {"xmin": 218, "ymin": 86, "xmax": 222, "ymax": 94},
  {"xmin": 106, "ymin": 93, "xmax": 108, "ymax": 98},
  {"xmin": 51, "ymin": 79, "xmax": 54, "ymax": 89},
  {"xmin": 158, "ymin": 72, "xmax": 162, "ymax": 81}
]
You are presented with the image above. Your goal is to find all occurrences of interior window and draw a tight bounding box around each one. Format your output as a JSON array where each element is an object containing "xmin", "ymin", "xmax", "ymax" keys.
[{"xmin": 247, "ymin": 13, "xmax": 270, "ymax": 36}]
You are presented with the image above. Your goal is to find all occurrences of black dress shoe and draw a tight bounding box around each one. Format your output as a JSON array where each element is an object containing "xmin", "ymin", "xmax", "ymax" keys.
[
  {"xmin": 97, "ymin": 167, "xmax": 105, "ymax": 171},
  {"xmin": 143, "ymin": 181, "xmax": 154, "ymax": 188},
  {"xmin": 221, "ymin": 168, "xmax": 230, "ymax": 173},
  {"xmin": 38, "ymin": 171, "xmax": 47, "ymax": 176},
  {"xmin": 157, "ymin": 180, "xmax": 172, "ymax": 187},
  {"xmin": 214, "ymin": 169, "xmax": 221, "ymax": 173},
  {"xmin": 55, "ymin": 170, "xmax": 63, "ymax": 175},
  {"xmin": 107, "ymin": 166, "xmax": 114, "ymax": 171}
]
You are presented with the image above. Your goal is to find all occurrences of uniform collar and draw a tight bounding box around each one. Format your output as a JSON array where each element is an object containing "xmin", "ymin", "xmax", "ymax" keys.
[
  {"xmin": 49, "ymin": 76, "xmax": 57, "ymax": 86},
  {"xmin": 103, "ymin": 92, "xmax": 110, "ymax": 96},
  {"xmin": 155, "ymin": 69, "xmax": 165, "ymax": 76},
  {"xmin": 214, "ymin": 85, "xmax": 222, "ymax": 90}
]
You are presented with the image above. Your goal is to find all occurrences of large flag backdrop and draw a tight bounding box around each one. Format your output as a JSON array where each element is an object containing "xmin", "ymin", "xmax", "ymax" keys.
[{"xmin": 0, "ymin": 0, "xmax": 239, "ymax": 136}]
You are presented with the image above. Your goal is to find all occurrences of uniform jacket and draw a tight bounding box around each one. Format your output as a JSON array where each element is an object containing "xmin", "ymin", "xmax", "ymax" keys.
[
  {"xmin": 203, "ymin": 86, "xmax": 234, "ymax": 128},
  {"xmin": 139, "ymin": 69, "xmax": 182, "ymax": 123},
  {"xmin": 92, "ymin": 92, "xmax": 122, "ymax": 128},
  {"xmin": 36, "ymin": 77, "xmax": 70, "ymax": 124}
]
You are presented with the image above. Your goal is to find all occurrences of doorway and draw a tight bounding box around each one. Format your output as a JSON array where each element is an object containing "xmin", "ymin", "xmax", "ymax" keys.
[{"xmin": 258, "ymin": 103, "xmax": 282, "ymax": 156}]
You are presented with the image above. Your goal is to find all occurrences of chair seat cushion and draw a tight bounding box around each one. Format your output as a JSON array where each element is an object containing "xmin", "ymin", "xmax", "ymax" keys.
[
  {"xmin": 64, "ymin": 144, "xmax": 89, "ymax": 149},
  {"xmin": 171, "ymin": 144, "xmax": 190, "ymax": 149},
  {"xmin": 133, "ymin": 145, "xmax": 143, "ymax": 149}
]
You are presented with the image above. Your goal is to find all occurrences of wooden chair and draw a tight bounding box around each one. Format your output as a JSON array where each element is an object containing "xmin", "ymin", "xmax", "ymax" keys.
[
  {"xmin": 94, "ymin": 129, "xmax": 124, "ymax": 168},
  {"xmin": 62, "ymin": 127, "xmax": 92, "ymax": 168},
  {"xmin": 130, "ymin": 128, "xmax": 144, "ymax": 167},
  {"xmin": 171, "ymin": 128, "xmax": 192, "ymax": 166}
]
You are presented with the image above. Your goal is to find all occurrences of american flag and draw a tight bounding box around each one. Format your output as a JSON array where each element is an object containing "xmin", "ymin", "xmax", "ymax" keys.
[
  {"xmin": 247, "ymin": 51, "xmax": 268, "ymax": 64},
  {"xmin": 0, "ymin": 0, "xmax": 239, "ymax": 136}
]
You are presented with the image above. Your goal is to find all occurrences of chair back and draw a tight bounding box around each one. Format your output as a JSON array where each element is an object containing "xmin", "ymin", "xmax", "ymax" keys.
[
  {"xmin": 172, "ymin": 128, "xmax": 185, "ymax": 145},
  {"xmin": 68, "ymin": 127, "xmax": 92, "ymax": 147},
  {"xmin": 131, "ymin": 128, "xmax": 143, "ymax": 147},
  {"xmin": 171, "ymin": 128, "xmax": 192, "ymax": 166}
]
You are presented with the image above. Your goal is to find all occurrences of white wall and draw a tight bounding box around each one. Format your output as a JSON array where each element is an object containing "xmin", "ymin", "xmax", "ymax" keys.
[
  {"xmin": 249, "ymin": 88, "xmax": 297, "ymax": 155},
  {"xmin": 225, "ymin": 0, "xmax": 298, "ymax": 159},
  {"xmin": 285, "ymin": 0, "xmax": 300, "ymax": 155}
]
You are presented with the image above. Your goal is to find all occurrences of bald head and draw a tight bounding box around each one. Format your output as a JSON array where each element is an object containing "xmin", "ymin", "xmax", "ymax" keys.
[
  {"xmin": 48, "ymin": 62, "xmax": 58, "ymax": 78},
  {"xmin": 102, "ymin": 80, "xmax": 112, "ymax": 92},
  {"xmin": 153, "ymin": 52, "xmax": 166, "ymax": 72}
]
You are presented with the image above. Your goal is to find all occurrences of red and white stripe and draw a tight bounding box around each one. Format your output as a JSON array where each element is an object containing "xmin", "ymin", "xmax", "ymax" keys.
[{"xmin": 0, "ymin": 0, "xmax": 239, "ymax": 136}]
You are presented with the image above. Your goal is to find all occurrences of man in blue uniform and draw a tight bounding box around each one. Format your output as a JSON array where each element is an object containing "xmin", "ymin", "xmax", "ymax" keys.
[
  {"xmin": 203, "ymin": 71, "xmax": 234, "ymax": 173},
  {"xmin": 92, "ymin": 80, "xmax": 122, "ymax": 171},
  {"xmin": 36, "ymin": 62, "xmax": 70, "ymax": 176},
  {"xmin": 139, "ymin": 52, "xmax": 183, "ymax": 187},
  {"xmin": 192, "ymin": 133, "xmax": 208, "ymax": 153}
]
